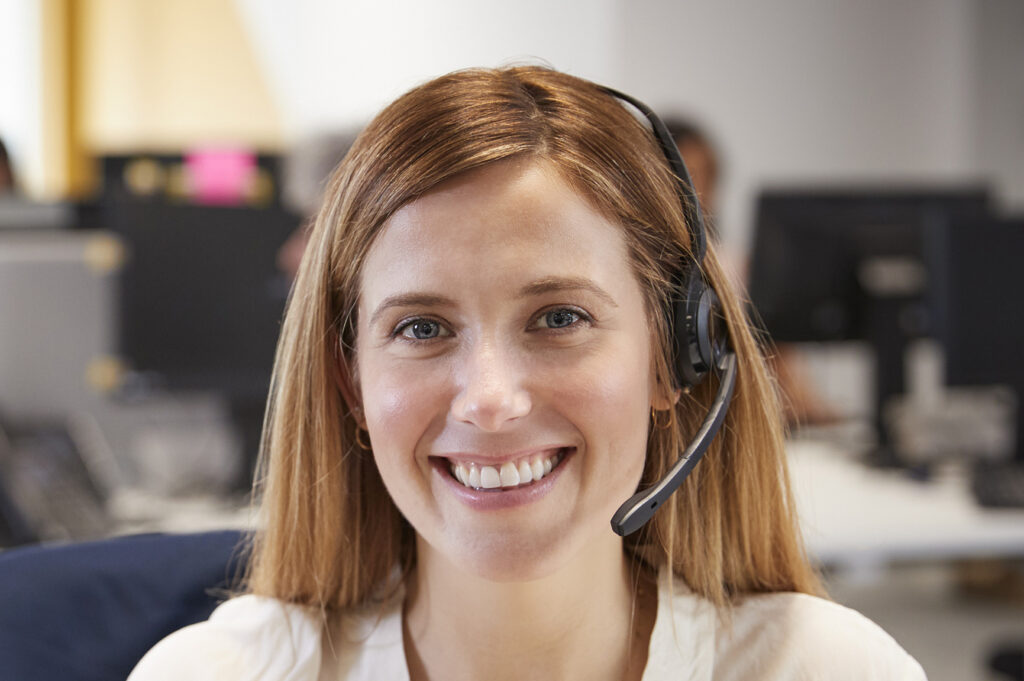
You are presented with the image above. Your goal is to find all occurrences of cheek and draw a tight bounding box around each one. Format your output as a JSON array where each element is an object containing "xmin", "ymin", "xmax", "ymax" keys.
[
  {"xmin": 555, "ymin": 341, "xmax": 653, "ymax": 469},
  {"xmin": 357, "ymin": 360, "xmax": 451, "ymax": 522},
  {"xmin": 362, "ymin": 376, "xmax": 412, "ymax": 433},
  {"xmin": 358, "ymin": 358, "xmax": 449, "ymax": 456}
]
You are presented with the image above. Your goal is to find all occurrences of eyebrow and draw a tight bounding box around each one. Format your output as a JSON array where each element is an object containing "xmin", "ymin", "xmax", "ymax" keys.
[
  {"xmin": 368, "ymin": 293, "xmax": 455, "ymax": 328},
  {"xmin": 517, "ymin": 276, "xmax": 619, "ymax": 308},
  {"xmin": 368, "ymin": 276, "xmax": 618, "ymax": 327}
]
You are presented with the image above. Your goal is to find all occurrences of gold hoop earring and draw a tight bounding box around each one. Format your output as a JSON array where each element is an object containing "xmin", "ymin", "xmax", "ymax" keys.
[
  {"xmin": 651, "ymin": 407, "xmax": 673, "ymax": 430},
  {"xmin": 355, "ymin": 427, "xmax": 372, "ymax": 451}
]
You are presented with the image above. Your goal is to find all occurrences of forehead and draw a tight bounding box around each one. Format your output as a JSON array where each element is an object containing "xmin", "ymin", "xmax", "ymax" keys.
[{"xmin": 358, "ymin": 159, "xmax": 642, "ymax": 306}]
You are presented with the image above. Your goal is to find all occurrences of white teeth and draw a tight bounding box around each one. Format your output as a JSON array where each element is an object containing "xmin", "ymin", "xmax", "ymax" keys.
[
  {"xmin": 499, "ymin": 461, "xmax": 520, "ymax": 486},
  {"xmin": 480, "ymin": 466, "xmax": 501, "ymax": 488},
  {"xmin": 518, "ymin": 460, "xmax": 533, "ymax": 484},
  {"xmin": 448, "ymin": 449, "xmax": 568, "ymax": 491}
]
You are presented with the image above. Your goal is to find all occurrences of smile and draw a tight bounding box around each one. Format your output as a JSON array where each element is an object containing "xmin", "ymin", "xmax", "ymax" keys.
[{"xmin": 448, "ymin": 448, "xmax": 571, "ymax": 491}]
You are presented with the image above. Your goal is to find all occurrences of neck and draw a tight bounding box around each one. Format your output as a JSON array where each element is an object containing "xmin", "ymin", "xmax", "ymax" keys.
[{"xmin": 404, "ymin": 536, "xmax": 654, "ymax": 681}]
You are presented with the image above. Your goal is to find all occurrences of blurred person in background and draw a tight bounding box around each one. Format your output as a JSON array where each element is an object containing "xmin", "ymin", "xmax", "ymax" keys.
[
  {"xmin": 663, "ymin": 119, "xmax": 720, "ymax": 235},
  {"xmin": 664, "ymin": 118, "xmax": 837, "ymax": 428},
  {"xmin": 277, "ymin": 131, "xmax": 361, "ymax": 280},
  {"xmin": 0, "ymin": 138, "xmax": 19, "ymax": 195}
]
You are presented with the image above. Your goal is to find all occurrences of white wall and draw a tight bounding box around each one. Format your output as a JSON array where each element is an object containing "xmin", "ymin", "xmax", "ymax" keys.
[
  {"xmin": 974, "ymin": 0, "xmax": 1024, "ymax": 213},
  {"xmin": 616, "ymin": 0, "xmax": 979, "ymax": 251},
  {"xmin": 235, "ymin": 0, "xmax": 623, "ymax": 135},
  {"xmin": 0, "ymin": 0, "xmax": 43, "ymax": 196}
]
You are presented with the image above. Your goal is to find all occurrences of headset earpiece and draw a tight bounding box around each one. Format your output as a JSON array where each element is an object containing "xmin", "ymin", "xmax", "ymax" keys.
[
  {"xmin": 597, "ymin": 84, "xmax": 725, "ymax": 392},
  {"xmin": 676, "ymin": 276, "xmax": 720, "ymax": 389}
]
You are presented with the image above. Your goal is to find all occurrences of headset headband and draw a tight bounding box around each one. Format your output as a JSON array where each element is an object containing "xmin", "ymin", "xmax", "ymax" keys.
[{"xmin": 597, "ymin": 86, "xmax": 707, "ymax": 264}]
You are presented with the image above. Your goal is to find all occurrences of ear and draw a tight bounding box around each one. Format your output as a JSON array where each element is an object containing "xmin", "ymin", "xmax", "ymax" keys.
[
  {"xmin": 330, "ymin": 332, "xmax": 364, "ymax": 427},
  {"xmin": 650, "ymin": 386, "xmax": 681, "ymax": 412},
  {"xmin": 650, "ymin": 361, "xmax": 681, "ymax": 411}
]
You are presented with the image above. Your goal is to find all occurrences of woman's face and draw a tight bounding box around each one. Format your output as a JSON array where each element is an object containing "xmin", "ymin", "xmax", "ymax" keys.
[{"xmin": 355, "ymin": 158, "xmax": 659, "ymax": 580}]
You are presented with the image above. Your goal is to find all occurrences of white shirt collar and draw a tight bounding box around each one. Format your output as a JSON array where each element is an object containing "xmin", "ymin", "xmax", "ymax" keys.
[{"xmin": 324, "ymin": 567, "xmax": 715, "ymax": 681}]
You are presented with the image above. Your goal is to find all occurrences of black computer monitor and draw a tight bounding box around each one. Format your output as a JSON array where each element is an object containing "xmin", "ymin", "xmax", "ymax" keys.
[
  {"xmin": 748, "ymin": 189, "xmax": 990, "ymax": 462},
  {"xmin": 106, "ymin": 200, "xmax": 300, "ymax": 482},
  {"xmin": 108, "ymin": 200, "xmax": 298, "ymax": 398},
  {"xmin": 935, "ymin": 217, "xmax": 1024, "ymax": 396},
  {"xmin": 930, "ymin": 217, "xmax": 1024, "ymax": 504}
]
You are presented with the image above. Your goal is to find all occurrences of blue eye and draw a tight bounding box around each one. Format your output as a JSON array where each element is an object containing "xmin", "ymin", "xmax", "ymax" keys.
[
  {"xmin": 538, "ymin": 308, "xmax": 583, "ymax": 329},
  {"xmin": 398, "ymin": 319, "xmax": 448, "ymax": 340}
]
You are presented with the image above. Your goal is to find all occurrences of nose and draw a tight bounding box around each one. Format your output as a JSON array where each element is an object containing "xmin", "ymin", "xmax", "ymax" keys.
[{"xmin": 450, "ymin": 339, "xmax": 532, "ymax": 431}]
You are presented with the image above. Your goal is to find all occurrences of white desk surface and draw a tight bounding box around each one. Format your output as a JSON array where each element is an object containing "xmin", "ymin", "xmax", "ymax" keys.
[
  {"xmin": 107, "ymin": 488, "xmax": 254, "ymax": 536},
  {"xmin": 788, "ymin": 438, "xmax": 1024, "ymax": 568},
  {"xmin": 105, "ymin": 439, "xmax": 1024, "ymax": 570}
]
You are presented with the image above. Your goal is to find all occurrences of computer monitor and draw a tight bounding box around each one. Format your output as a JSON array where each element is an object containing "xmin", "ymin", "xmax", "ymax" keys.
[
  {"xmin": 748, "ymin": 189, "xmax": 990, "ymax": 462},
  {"xmin": 930, "ymin": 216, "xmax": 1024, "ymax": 504},
  {"xmin": 936, "ymin": 217, "xmax": 1024, "ymax": 397},
  {"xmin": 107, "ymin": 200, "xmax": 298, "ymax": 397},
  {"xmin": 105, "ymin": 200, "xmax": 300, "ymax": 481}
]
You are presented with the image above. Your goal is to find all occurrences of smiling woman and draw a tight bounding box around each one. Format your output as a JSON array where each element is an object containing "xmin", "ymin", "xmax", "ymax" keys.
[
  {"xmin": 129, "ymin": 67, "xmax": 925, "ymax": 681},
  {"xmin": 357, "ymin": 159, "xmax": 656, "ymax": 585}
]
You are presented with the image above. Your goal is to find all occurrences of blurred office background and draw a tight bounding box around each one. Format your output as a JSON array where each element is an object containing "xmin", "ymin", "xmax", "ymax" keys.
[{"xmin": 1, "ymin": 1, "xmax": 1023, "ymax": 679}]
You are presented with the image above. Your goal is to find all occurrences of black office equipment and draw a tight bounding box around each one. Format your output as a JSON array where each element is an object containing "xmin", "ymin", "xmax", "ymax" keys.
[
  {"xmin": 99, "ymin": 153, "xmax": 283, "ymax": 206},
  {"xmin": 748, "ymin": 189, "xmax": 990, "ymax": 463},
  {"xmin": 105, "ymin": 200, "xmax": 300, "ymax": 485},
  {"xmin": 0, "ymin": 424, "xmax": 37, "ymax": 545},
  {"xmin": 0, "ymin": 422, "xmax": 111, "ymax": 546},
  {"xmin": 931, "ymin": 217, "xmax": 1024, "ymax": 507}
]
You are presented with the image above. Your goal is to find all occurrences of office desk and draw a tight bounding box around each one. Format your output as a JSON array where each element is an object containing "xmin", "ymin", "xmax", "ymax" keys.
[
  {"xmin": 102, "ymin": 439, "xmax": 1024, "ymax": 568},
  {"xmin": 788, "ymin": 439, "xmax": 1024, "ymax": 569},
  {"xmin": 107, "ymin": 489, "xmax": 253, "ymax": 537}
]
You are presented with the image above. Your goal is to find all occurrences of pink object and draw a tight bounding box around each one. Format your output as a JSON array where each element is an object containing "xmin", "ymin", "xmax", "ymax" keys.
[{"xmin": 184, "ymin": 149, "xmax": 257, "ymax": 205}]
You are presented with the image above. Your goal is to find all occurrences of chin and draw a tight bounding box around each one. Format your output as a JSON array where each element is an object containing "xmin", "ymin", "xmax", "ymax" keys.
[
  {"xmin": 427, "ymin": 512, "xmax": 615, "ymax": 584},
  {"xmin": 472, "ymin": 538, "xmax": 567, "ymax": 582}
]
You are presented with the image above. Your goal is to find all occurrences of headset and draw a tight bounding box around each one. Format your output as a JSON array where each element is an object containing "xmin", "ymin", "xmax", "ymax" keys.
[{"xmin": 599, "ymin": 86, "xmax": 739, "ymax": 537}]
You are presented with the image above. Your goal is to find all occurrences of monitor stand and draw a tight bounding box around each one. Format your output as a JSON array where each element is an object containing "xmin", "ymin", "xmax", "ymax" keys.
[{"xmin": 864, "ymin": 294, "xmax": 917, "ymax": 469}]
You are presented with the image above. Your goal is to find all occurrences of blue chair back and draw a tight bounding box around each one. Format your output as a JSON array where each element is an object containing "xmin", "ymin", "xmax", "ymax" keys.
[{"xmin": 0, "ymin": 530, "xmax": 247, "ymax": 681}]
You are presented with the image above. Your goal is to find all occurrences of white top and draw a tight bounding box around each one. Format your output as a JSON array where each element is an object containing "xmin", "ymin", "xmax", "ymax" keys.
[{"xmin": 129, "ymin": 570, "xmax": 926, "ymax": 680}]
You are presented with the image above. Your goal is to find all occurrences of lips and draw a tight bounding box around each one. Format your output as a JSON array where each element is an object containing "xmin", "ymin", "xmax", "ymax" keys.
[{"xmin": 443, "ymin": 447, "xmax": 572, "ymax": 491}]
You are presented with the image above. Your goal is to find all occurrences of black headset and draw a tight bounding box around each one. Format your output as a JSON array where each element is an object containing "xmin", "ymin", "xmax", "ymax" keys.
[{"xmin": 598, "ymin": 86, "xmax": 739, "ymax": 537}]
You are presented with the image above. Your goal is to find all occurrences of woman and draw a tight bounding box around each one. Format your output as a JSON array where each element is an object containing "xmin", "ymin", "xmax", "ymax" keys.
[{"xmin": 131, "ymin": 66, "xmax": 924, "ymax": 680}]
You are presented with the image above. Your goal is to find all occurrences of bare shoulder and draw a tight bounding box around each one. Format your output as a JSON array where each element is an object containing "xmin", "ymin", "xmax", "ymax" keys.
[
  {"xmin": 713, "ymin": 592, "xmax": 927, "ymax": 680},
  {"xmin": 127, "ymin": 595, "xmax": 323, "ymax": 681}
]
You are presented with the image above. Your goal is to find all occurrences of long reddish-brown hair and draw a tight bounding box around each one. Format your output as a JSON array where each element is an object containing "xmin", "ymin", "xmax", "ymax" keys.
[{"xmin": 245, "ymin": 66, "xmax": 821, "ymax": 610}]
